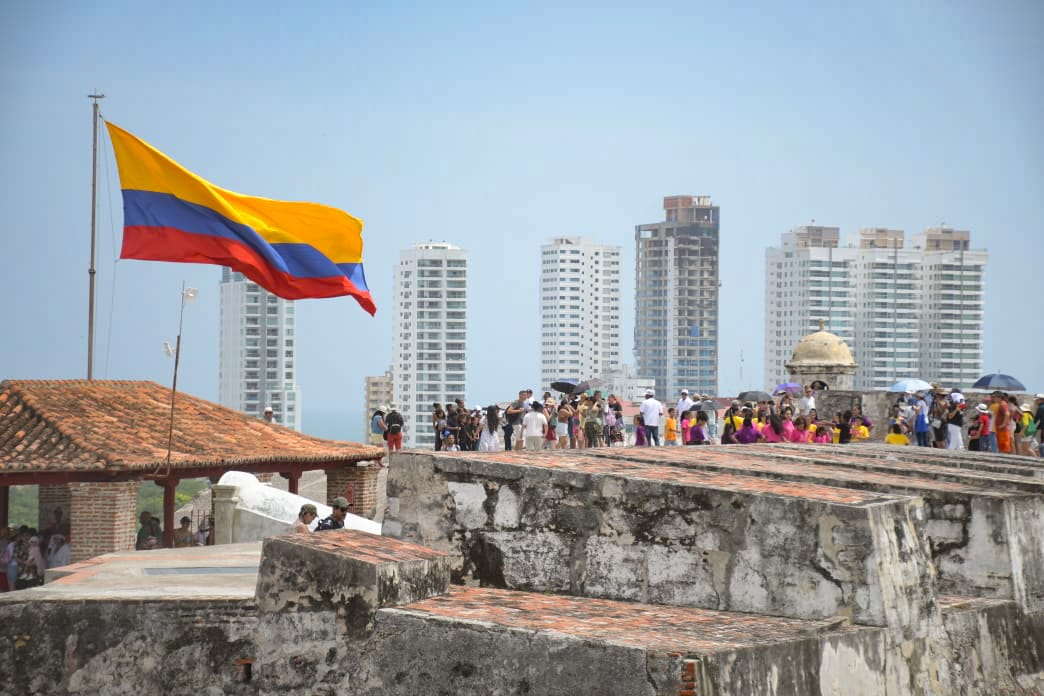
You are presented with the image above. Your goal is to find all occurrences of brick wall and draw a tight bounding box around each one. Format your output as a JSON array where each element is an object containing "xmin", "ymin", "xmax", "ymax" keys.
[
  {"xmin": 68, "ymin": 480, "xmax": 141, "ymax": 562},
  {"xmin": 325, "ymin": 464, "xmax": 380, "ymax": 519},
  {"xmin": 38, "ymin": 483, "xmax": 71, "ymax": 533}
]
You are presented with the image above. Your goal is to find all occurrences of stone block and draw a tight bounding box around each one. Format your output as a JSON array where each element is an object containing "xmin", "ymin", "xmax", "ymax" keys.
[{"xmin": 384, "ymin": 451, "xmax": 938, "ymax": 628}]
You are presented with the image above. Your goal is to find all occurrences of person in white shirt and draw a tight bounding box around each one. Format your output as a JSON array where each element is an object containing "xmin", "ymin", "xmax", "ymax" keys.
[
  {"xmin": 677, "ymin": 389, "xmax": 695, "ymax": 421},
  {"xmin": 640, "ymin": 390, "xmax": 664, "ymax": 446},
  {"xmin": 523, "ymin": 401, "xmax": 549, "ymax": 451},
  {"xmin": 798, "ymin": 386, "xmax": 816, "ymax": 416}
]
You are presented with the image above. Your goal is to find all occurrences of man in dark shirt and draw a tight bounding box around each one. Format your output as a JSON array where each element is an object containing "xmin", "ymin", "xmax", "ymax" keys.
[
  {"xmin": 316, "ymin": 496, "xmax": 350, "ymax": 531},
  {"xmin": 504, "ymin": 390, "xmax": 526, "ymax": 451}
]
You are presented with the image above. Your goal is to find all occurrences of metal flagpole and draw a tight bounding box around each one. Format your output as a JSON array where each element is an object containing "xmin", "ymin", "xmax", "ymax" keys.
[{"xmin": 87, "ymin": 91, "xmax": 105, "ymax": 379}]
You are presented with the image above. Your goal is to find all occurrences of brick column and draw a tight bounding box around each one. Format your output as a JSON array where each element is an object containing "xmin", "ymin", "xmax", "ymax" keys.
[
  {"xmin": 325, "ymin": 464, "xmax": 380, "ymax": 519},
  {"xmin": 38, "ymin": 483, "xmax": 72, "ymax": 533},
  {"xmin": 68, "ymin": 480, "xmax": 141, "ymax": 562}
]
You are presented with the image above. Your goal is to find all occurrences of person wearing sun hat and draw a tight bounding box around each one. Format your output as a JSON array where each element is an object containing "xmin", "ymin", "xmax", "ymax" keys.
[{"xmin": 970, "ymin": 403, "xmax": 992, "ymax": 452}]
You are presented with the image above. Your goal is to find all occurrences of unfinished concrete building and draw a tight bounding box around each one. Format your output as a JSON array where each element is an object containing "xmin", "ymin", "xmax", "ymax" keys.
[{"xmin": 635, "ymin": 195, "xmax": 720, "ymax": 399}]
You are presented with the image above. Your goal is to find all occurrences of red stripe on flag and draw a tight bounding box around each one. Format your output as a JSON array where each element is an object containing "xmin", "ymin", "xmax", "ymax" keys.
[{"xmin": 120, "ymin": 226, "xmax": 376, "ymax": 314}]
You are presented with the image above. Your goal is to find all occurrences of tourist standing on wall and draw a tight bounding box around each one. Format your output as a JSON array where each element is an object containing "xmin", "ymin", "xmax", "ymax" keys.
[
  {"xmin": 945, "ymin": 397, "xmax": 964, "ymax": 450},
  {"xmin": 523, "ymin": 401, "xmax": 548, "ymax": 451},
  {"xmin": 640, "ymin": 390, "xmax": 664, "ymax": 446},
  {"xmin": 479, "ymin": 405, "xmax": 501, "ymax": 452},
  {"xmin": 912, "ymin": 392, "xmax": 931, "ymax": 447},
  {"xmin": 385, "ymin": 405, "xmax": 404, "ymax": 452},
  {"xmin": 701, "ymin": 395, "xmax": 718, "ymax": 443},
  {"xmin": 370, "ymin": 407, "xmax": 387, "ymax": 447},
  {"xmin": 677, "ymin": 390, "xmax": 695, "ymax": 422},
  {"xmin": 798, "ymin": 386, "xmax": 816, "ymax": 416},
  {"xmin": 584, "ymin": 397, "xmax": 604, "ymax": 448},
  {"xmin": 993, "ymin": 392, "xmax": 1012, "ymax": 454},
  {"xmin": 504, "ymin": 391, "xmax": 526, "ymax": 451}
]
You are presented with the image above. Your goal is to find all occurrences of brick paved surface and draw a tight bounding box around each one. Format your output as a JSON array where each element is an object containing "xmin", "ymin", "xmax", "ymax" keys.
[
  {"xmin": 439, "ymin": 450, "xmax": 895, "ymax": 505},
  {"xmin": 592, "ymin": 446, "xmax": 1008, "ymax": 496},
  {"xmin": 278, "ymin": 528, "xmax": 451, "ymax": 565},
  {"xmin": 398, "ymin": 585, "xmax": 866, "ymax": 654}
]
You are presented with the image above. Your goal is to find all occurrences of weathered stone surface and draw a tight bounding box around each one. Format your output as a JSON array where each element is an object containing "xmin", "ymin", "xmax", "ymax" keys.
[
  {"xmin": 602, "ymin": 445, "xmax": 1044, "ymax": 611},
  {"xmin": 0, "ymin": 599, "xmax": 257, "ymax": 695},
  {"xmin": 384, "ymin": 451, "xmax": 936, "ymax": 628},
  {"xmin": 253, "ymin": 529, "xmax": 452, "ymax": 692}
]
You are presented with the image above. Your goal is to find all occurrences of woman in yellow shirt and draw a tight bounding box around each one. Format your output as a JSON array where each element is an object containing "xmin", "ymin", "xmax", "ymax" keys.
[{"xmin": 884, "ymin": 423, "xmax": 910, "ymax": 446}]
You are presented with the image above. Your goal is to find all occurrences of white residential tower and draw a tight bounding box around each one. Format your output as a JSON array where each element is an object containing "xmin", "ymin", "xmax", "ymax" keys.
[
  {"xmin": 219, "ymin": 269, "xmax": 302, "ymax": 430},
  {"xmin": 392, "ymin": 243, "xmax": 467, "ymax": 448},
  {"xmin": 764, "ymin": 226, "xmax": 986, "ymax": 391},
  {"xmin": 539, "ymin": 236, "xmax": 622, "ymax": 393}
]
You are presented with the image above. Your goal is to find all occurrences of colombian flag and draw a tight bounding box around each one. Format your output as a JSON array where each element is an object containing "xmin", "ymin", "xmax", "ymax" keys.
[{"xmin": 106, "ymin": 122, "xmax": 375, "ymax": 315}]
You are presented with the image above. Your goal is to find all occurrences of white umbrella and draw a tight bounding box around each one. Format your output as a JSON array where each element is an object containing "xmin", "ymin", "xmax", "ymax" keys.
[{"xmin": 888, "ymin": 378, "xmax": 932, "ymax": 393}]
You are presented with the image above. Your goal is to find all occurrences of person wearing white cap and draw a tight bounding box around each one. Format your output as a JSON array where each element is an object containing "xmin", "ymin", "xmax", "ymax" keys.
[
  {"xmin": 640, "ymin": 389, "xmax": 664, "ymax": 446},
  {"xmin": 263, "ymin": 405, "xmax": 274, "ymax": 423},
  {"xmin": 677, "ymin": 389, "xmax": 695, "ymax": 421},
  {"xmin": 970, "ymin": 403, "xmax": 992, "ymax": 452}
]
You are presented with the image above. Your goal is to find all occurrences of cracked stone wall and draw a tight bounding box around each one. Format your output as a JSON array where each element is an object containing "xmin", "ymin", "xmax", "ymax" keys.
[
  {"xmin": 0, "ymin": 599, "xmax": 257, "ymax": 695},
  {"xmin": 383, "ymin": 452, "xmax": 939, "ymax": 629},
  {"xmin": 252, "ymin": 531, "xmax": 451, "ymax": 692}
]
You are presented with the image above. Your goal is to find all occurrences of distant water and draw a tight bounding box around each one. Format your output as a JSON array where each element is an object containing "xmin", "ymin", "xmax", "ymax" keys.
[{"xmin": 302, "ymin": 407, "xmax": 366, "ymax": 443}]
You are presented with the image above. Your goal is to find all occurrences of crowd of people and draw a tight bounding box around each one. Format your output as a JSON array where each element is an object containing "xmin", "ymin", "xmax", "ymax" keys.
[
  {"xmin": 1, "ymin": 507, "xmax": 70, "ymax": 591},
  {"xmin": 135, "ymin": 511, "xmax": 214, "ymax": 551},
  {"xmin": 393, "ymin": 384, "xmax": 1044, "ymax": 456},
  {"xmin": 883, "ymin": 388, "xmax": 1044, "ymax": 456}
]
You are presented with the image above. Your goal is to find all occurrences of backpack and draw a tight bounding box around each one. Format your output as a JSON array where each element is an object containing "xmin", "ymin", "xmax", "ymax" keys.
[
  {"xmin": 1025, "ymin": 418, "xmax": 1039, "ymax": 437},
  {"xmin": 386, "ymin": 412, "xmax": 403, "ymax": 435}
]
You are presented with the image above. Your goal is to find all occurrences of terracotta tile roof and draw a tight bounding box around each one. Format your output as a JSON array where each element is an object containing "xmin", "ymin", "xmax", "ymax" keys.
[{"xmin": 0, "ymin": 379, "xmax": 382, "ymax": 474}]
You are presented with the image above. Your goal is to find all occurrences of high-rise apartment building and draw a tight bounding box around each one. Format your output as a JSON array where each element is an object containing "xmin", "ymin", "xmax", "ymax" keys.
[
  {"xmin": 392, "ymin": 243, "xmax": 467, "ymax": 448},
  {"xmin": 764, "ymin": 226, "xmax": 986, "ymax": 390},
  {"xmin": 539, "ymin": 237, "xmax": 622, "ymax": 393},
  {"xmin": 219, "ymin": 269, "xmax": 302, "ymax": 430},
  {"xmin": 634, "ymin": 195, "xmax": 720, "ymax": 398}
]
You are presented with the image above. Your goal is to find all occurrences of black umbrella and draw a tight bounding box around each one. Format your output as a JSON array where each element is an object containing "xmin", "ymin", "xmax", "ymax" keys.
[
  {"xmin": 550, "ymin": 380, "xmax": 579, "ymax": 394},
  {"xmin": 737, "ymin": 390, "xmax": 772, "ymax": 403},
  {"xmin": 972, "ymin": 373, "xmax": 1026, "ymax": 391},
  {"xmin": 572, "ymin": 378, "xmax": 604, "ymax": 395}
]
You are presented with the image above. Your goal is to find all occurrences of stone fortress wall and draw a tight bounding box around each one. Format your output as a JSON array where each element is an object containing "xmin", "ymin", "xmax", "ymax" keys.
[{"xmin": 4, "ymin": 442, "xmax": 1044, "ymax": 695}]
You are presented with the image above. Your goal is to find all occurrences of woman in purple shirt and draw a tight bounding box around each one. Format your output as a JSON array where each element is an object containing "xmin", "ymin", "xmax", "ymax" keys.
[{"xmin": 735, "ymin": 416, "xmax": 762, "ymax": 444}]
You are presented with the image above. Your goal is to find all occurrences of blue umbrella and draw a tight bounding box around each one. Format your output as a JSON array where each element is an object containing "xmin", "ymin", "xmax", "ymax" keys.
[
  {"xmin": 774, "ymin": 382, "xmax": 801, "ymax": 395},
  {"xmin": 972, "ymin": 373, "xmax": 1026, "ymax": 391},
  {"xmin": 888, "ymin": 378, "xmax": 932, "ymax": 393}
]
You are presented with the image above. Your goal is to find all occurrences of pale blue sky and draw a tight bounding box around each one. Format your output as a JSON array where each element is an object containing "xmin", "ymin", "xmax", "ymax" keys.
[{"xmin": 2, "ymin": 2, "xmax": 1042, "ymax": 440}]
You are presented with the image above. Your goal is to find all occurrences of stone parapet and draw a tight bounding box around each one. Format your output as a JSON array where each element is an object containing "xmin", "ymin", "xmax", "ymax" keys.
[
  {"xmin": 383, "ymin": 451, "xmax": 938, "ymax": 629},
  {"xmin": 597, "ymin": 445, "xmax": 1044, "ymax": 611},
  {"xmin": 253, "ymin": 529, "xmax": 452, "ymax": 691}
]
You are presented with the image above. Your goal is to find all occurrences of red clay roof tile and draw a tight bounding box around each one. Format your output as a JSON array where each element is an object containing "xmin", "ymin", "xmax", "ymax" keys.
[{"xmin": 0, "ymin": 379, "xmax": 381, "ymax": 474}]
